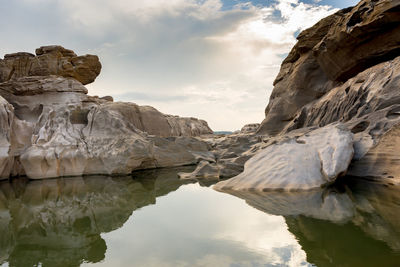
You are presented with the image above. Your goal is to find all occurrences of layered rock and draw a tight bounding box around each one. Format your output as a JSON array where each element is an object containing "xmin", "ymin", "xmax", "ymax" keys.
[
  {"xmin": 0, "ymin": 47, "xmax": 214, "ymax": 179},
  {"xmin": 243, "ymin": 0, "xmax": 400, "ymax": 185},
  {"xmin": 176, "ymin": 0, "xmax": 400, "ymax": 191},
  {"xmin": 178, "ymin": 132, "xmax": 262, "ymax": 180},
  {"xmin": 105, "ymin": 102, "xmax": 212, "ymax": 137},
  {"xmin": 258, "ymin": 0, "xmax": 400, "ymax": 136},
  {"xmin": 0, "ymin": 45, "xmax": 101, "ymax": 85}
]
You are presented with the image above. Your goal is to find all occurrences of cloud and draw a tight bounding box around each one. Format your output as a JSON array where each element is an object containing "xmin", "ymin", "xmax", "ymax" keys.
[{"xmin": 0, "ymin": 0, "xmax": 338, "ymax": 130}]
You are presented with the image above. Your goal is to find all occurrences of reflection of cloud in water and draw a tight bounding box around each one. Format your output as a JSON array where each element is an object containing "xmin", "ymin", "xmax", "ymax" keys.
[
  {"xmin": 218, "ymin": 177, "xmax": 400, "ymax": 266},
  {"xmin": 94, "ymin": 183, "xmax": 310, "ymax": 267}
]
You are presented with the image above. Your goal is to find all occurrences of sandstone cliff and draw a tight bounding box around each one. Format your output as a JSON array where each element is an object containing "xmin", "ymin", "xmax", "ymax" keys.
[{"xmin": 258, "ymin": 0, "xmax": 400, "ymax": 136}]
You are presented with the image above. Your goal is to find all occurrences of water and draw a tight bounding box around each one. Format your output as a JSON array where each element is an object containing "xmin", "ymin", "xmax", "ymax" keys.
[{"xmin": 0, "ymin": 167, "xmax": 400, "ymax": 267}]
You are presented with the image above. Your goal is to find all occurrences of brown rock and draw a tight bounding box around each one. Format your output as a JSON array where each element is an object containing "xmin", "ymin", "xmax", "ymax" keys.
[
  {"xmin": 0, "ymin": 45, "xmax": 101, "ymax": 85},
  {"xmin": 314, "ymin": 0, "xmax": 400, "ymax": 81},
  {"xmin": 257, "ymin": 10, "xmax": 346, "ymax": 135},
  {"xmin": 100, "ymin": 95, "xmax": 114, "ymax": 102},
  {"xmin": 258, "ymin": 0, "xmax": 400, "ymax": 136}
]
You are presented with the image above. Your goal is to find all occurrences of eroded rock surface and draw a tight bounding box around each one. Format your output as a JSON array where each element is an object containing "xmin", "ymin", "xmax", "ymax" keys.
[
  {"xmin": 258, "ymin": 0, "xmax": 400, "ymax": 136},
  {"xmin": 247, "ymin": 0, "xmax": 400, "ymax": 184},
  {"xmin": 240, "ymin": 123, "xmax": 260, "ymax": 134},
  {"xmin": 0, "ymin": 45, "xmax": 101, "ymax": 85},
  {"xmin": 214, "ymin": 124, "xmax": 354, "ymax": 191},
  {"xmin": 104, "ymin": 102, "xmax": 212, "ymax": 137},
  {"xmin": 0, "ymin": 47, "xmax": 213, "ymax": 179}
]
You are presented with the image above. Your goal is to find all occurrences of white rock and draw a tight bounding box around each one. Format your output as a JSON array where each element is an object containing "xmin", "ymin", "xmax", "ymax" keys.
[
  {"xmin": 0, "ymin": 75, "xmax": 213, "ymax": 179},
  {"xmin": 214, "ymin": 124, "xmax": 354, "ymax": 191}
]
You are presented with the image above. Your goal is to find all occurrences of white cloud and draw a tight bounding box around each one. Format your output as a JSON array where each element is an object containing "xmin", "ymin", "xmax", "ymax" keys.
[{"xmin": 2, "ymin": 0, "xmax": 338, "ymax": 130}]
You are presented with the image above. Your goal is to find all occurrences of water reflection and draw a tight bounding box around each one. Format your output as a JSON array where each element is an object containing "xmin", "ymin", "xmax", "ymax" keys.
[
  {"xmin": 0, "ymin": 167, "xmax": 194, "ymax": 267},
  {"xmin": 1, "ymin": 168, "xmax": 400, "ymax": 267},
  {"xmin": 219, "ymin": 177, "xmax": 400, "ymax": 266}
]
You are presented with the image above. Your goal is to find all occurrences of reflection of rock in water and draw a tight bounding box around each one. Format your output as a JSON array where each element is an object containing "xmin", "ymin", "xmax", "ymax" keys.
[
  {"xmin": 0, "ymin": 166, "xmax": 193, "ymax": 267},
  {"xmin": 217, "ymin": 178, "xmax": 400, "ymax": 266},
  {"xmin": 286, "ymin": 216, "xmax": 400, "ymax": 267}
]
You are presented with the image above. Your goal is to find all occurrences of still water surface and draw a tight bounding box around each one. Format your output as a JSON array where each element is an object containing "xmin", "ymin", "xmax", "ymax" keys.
[{"xmin": 0, "ymin": 166, "xmax": 400, "ymax": 266}]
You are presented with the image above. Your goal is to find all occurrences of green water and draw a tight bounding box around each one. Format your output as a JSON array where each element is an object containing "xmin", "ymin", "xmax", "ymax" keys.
[{"xmin": 0, "ymin": 167, "xmax": 400, "ymax": 267}]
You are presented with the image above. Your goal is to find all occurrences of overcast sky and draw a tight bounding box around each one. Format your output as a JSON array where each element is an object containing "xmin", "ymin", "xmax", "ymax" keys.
[{"xmin": 0, "ymin": 0, "xmax": 358, "ymax": 131}]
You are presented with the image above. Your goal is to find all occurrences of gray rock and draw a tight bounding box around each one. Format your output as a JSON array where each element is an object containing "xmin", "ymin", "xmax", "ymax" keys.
[{"xmin": 214, "ymin": 124, "xmax": 354, "ymax": 191}]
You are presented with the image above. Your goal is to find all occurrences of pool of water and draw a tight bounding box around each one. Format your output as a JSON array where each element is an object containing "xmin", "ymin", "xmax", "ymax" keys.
[{"xmin": 0, "ymin": 167, "xmax": 400, "ymax": 266}]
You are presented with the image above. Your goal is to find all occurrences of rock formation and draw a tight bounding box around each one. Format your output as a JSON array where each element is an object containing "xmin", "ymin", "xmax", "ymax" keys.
[
  {"xmin": 214, "ymin": 124, "xmax": 354, "ymax": 191},
  {"xmin": 258, "ymin": 0, "xmax": 400, "ymax": 136},
  {"xmin": 239, "ymin": 123, "xmax": 260, "ymax": 134},
  {"xmin": 106, "ymin": 102, "xmax": 212, "ymax": 137},
  {"xmin": 211, "ymin": 0, "xmax": 400, "ymax": 191},
  {"xmin": 0, "ymin": 46, "xmax": 213, "ymax": 179},
  {"xmin": 0, "ymin": 45, "xmax": 101, "ymax": 85}
]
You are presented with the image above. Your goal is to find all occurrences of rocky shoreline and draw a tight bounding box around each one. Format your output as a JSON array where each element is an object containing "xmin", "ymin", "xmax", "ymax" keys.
[{"xmin": 1, "ymin": 0, "xmax": 400, "ymax": 194}]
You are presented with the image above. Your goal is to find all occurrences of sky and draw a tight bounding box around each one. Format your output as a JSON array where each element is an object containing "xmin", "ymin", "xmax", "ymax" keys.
[{"xmin": 0, "ymin": 0, "xmax": 359, "ymax": 131}]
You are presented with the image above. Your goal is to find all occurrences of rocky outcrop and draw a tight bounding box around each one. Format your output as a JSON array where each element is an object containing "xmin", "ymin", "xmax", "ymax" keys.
[
  {"xmin": 258, "ymin": 0, "xmax": 400, "ymax": 136},
  {"xmin": 245, "ymin": 0, "xmax": 400, "ymax": 184},
  {"xmin": 0, "ymin": 45, "xmax": 101, "ymax": 85},
  {"xmin": 0, "ymin": 47, "xmax": 214, "ymax": 179},
  {"xmin": 175, "ymin": 0, "xmax": 400, "ymax": 191},
  {"xmin": 214, "ymin": 124, "xmax": 354, "ymax": 191}
]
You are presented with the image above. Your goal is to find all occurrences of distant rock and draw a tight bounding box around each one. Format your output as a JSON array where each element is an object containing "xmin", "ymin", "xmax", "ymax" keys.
[
  {"xmin": 178, "ymin": 160, "xmax": 220, "ymax": 179},
  {"xmin": 99, "ymin": 102, "xmax": 212, "ymax": 137},
  {"xmin": 214, "ymin": 124, "xmax": 354, "ymax": 191},
  {"xmin": 240, "ymin": 123, "xmax": 260, "ymax": 134}
]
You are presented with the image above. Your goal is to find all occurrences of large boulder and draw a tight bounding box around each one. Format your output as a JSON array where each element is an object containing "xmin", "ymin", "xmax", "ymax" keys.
[
  {"xmin": 0, "ymin": 45, "xmax": 101, "ymax": 85},
  {"xmin": 214, "ymin": 124, "xmax": 354, "ymax": 191}
]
